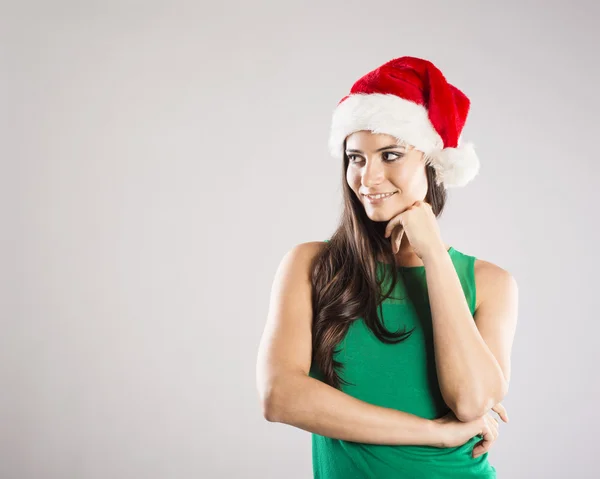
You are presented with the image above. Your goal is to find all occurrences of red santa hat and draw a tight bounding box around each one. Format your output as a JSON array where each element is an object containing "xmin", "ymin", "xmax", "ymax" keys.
[{"xmin": 328, "ymin": 56, "xmax": 480, "ymax": 188}]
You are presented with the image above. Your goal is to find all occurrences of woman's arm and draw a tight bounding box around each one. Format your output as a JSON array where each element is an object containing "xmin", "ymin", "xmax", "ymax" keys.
[
  {"xmin": 266, "ymin": 372, "xmax": 441, "ymax": 446},
  {"xmin": 256, "ymin": 242, "xmax": 441, "ymax": 447},
  {"xmin": 423, "ymin": 246, "xmax": 518, "ymax": 422}
]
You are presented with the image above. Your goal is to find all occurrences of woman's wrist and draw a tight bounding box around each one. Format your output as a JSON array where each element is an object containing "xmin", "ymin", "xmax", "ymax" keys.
[{"xmin": 426, "ymin": 418, "xmax": 446, "ymax": 448}]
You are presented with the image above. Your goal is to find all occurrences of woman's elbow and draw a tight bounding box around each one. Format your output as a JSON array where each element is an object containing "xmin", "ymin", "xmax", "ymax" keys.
[
  {"xmin": 454, "ymin": 389, "xmax": 509, "ymax": 422},
  {"xmin": 260, "ymin": 379, "xmax": 288, "ymax": 423},
  {"xmin": 454, "ymin": 403, "xmax": 487, "ymax": 423}
]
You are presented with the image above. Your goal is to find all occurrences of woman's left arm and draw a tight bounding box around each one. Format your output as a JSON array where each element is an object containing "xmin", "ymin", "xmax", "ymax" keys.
[{"xmin": 423, "ymin": 245, "xmax": 519, "ymax": 423}]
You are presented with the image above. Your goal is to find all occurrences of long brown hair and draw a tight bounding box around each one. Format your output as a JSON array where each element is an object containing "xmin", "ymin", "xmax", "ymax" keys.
[{"xmin": 310, "ymin": 143, "xmax": 448, "ymax": 389}]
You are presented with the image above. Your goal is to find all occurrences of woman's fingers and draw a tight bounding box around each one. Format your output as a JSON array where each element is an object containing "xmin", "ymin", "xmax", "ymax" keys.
[
  {"xmin": 491, "ymin": 402, "xmax": 509, "ymax": 423},
  {"xmin": 383, "ymin": 216, "xmax": 403, "ymax": 254},
  {"xmin": 384, "ymin": 216, "xmax": 403, "ymax": 239},
  {"xmin": 392, "ymin": 226, "xmax": 404, "ymax": 254},
  {"xmin": 472, "ymin": 404, "xmax": 507, "ymax": 458},
  {"xmin": 472, "ymin": 414, "xmax": 499, "ymax": 458},
  {"xmin": 472, "ymin": 434, "xmax": 490, "ymax": 457}
]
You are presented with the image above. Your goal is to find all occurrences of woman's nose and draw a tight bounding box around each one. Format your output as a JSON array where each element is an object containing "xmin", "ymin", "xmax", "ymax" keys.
[{"xmin": 361, "ymin": 159, "xmax": 385, "ymax": 185}]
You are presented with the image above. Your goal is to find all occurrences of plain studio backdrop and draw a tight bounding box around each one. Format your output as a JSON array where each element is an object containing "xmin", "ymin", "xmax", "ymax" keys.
[{"xmin": 2, "ymin": 0, "xmax": 599, "ymax": 478}]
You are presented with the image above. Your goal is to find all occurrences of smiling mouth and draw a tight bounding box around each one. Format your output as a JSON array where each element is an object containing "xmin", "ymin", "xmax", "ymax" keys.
[{"xmin": 363, "ymin": 192, "xmax": 397, "ymax": 200}]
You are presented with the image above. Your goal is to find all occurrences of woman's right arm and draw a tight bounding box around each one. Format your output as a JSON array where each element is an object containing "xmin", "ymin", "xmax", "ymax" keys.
[{"xmin": 256, "ymin": 242, "xmax": 445, "ymax": 447}]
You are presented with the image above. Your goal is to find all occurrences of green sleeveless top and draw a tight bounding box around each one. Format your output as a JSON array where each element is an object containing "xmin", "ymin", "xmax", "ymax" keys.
[{"xmin": 308, "ymin": 241, "xmax": 496, "ymax": 478}]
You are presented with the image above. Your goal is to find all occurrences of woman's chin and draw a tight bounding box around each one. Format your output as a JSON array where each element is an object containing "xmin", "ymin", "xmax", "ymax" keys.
[{"xmin": 364, "ymin": 207, "xmax": 396, "ymax": 222}]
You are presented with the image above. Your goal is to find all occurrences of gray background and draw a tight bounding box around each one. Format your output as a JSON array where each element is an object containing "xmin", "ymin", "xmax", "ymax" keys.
[{"xmin": 3, "ymin": 0, "xmax": 599, "ymax": 477}]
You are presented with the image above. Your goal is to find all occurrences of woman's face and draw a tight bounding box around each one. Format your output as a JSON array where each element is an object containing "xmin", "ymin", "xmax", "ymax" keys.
[{"xmin": 345, "ymin": 130, "xmax": 428, "ymax": 221}]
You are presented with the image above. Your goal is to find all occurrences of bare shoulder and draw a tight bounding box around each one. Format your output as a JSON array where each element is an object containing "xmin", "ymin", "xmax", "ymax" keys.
[
  {"xmin": 294, "ymin": 240, "xmax": 329, "ymax": 257},
  {"xmin": 284, "ymin": 241, "xmax": 329, "ymax": 271},
  {"xmin": 474, "ymin": 257, "xmax": 518, "ymax": 311},
  {"xmin": 271, "ymin": 241, "xmax": 329, "ymax": 295}
]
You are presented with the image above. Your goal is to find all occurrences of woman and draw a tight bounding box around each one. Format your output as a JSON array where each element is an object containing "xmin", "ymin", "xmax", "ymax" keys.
[{"xmin": 256, "ymin": 56, "xmax": 518, "ymax": 478}]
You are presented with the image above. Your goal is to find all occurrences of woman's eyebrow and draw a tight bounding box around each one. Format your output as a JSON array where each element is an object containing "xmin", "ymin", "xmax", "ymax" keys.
[{"xmin": 345, "ymin": 145, "xmax": 405, "ymax": 153}]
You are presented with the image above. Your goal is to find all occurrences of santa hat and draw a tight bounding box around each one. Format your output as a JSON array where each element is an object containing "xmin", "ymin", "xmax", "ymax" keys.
[{"xmin": 328, "ymin": 56, "xmax": 480, "ymax": 188}]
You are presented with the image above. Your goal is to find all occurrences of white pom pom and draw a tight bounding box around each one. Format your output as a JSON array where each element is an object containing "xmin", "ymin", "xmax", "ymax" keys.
[{"xmin": 426, "ymin": 142, "xmax": 480, "ymax": 188}]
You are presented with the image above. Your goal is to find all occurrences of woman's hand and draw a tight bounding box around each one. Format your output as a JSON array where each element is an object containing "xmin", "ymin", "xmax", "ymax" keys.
[
  {"xmin": 383, "ymin": 200, "xmax": 444, "ymax": 258},
  {"xmin": 432, "ymin": 403, "xmax": 508, "ymax": 458},
  {"xmin": 471, "ymin": 403, "xmax": 509, "ymax": 458}
]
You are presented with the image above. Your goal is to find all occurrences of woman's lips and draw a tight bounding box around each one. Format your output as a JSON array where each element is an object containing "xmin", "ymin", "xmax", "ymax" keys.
[{"xmin": 363, "ymin": 191, "xmax": 397, "ymax": 204}]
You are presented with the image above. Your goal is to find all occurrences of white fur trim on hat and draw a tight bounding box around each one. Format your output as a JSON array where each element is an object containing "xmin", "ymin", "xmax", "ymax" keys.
[
  {"xmin": 425, "ymin": 142, "xmax": 480, "ymax": 188},
  {"xmin": 328, "ymin": 93, "xmax": 444, "ymax": 159},
  {"xmin": 328, "ymin": 93, "xmax": 480, "ymax": 188}
]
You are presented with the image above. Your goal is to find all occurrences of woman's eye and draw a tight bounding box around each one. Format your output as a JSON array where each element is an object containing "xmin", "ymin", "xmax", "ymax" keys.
[
  {"xmin": 383, "ymin": 152, "xmax": 403, "ymax": 161},
  {"xmin": 347, "ymin": 152, "xmax": 403, "ymax": 163}
]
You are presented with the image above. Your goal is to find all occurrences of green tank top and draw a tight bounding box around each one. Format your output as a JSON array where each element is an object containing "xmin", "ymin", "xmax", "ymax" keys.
[{"xmin": 308, "ymin": 241, "xmax": 496, "ymax": 478}]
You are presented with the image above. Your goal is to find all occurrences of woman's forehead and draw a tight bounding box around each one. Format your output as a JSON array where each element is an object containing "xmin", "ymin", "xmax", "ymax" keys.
[{"xmin": 345, "ymin": 131, "xmax": 415, "ymax": 151}]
